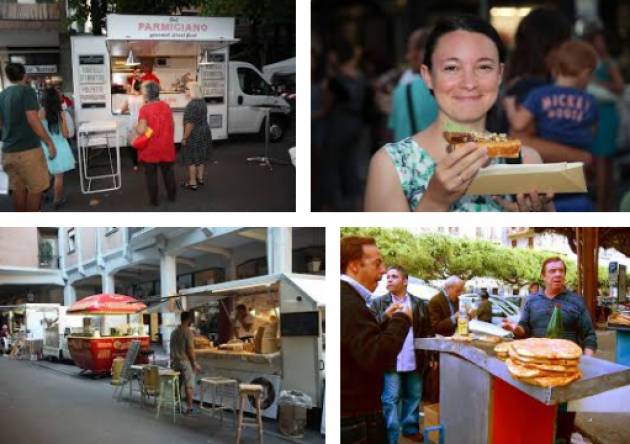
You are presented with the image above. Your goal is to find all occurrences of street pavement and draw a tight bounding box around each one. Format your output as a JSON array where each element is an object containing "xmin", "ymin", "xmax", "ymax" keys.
[
  {"xmin": 0, "ymin": 131, "xmax": 296, "ymax": 212},
  {"xmin": 0, "ymin": 356, "xmax": 323, "ymax": 444}
]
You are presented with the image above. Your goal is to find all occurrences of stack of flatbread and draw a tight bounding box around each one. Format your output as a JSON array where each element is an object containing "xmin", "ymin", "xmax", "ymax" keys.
[
  {"xmin": 494, "ymin": 341, "xmax": 510, "ymax": 361},
  {"xmin": 503, "ymin": 338, "xmax": 582, "ymax": 387},
  {"xmin": 608, "ymin": 312, "xmax": 630, "ymax": 326}
]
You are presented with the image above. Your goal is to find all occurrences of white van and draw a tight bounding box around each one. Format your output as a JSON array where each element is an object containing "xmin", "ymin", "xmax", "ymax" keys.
[{"xmin": 42, "ymin": 306, "xmax": 84, "ymax": 361}]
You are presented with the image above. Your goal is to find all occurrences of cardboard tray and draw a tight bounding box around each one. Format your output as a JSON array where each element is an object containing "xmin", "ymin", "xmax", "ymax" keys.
[{"xmin": 465, "ymin": 162, "xmax": 586, "ymax": 196}]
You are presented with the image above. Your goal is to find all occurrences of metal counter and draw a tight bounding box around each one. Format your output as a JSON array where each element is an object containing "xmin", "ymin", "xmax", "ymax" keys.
[
  {"xmin": 415, "ymin": 337, "xmax": 630, "ymax": 444},
  {"xmin": 415, "ymin": 337, "xmax": 630, "ymax": 405}
]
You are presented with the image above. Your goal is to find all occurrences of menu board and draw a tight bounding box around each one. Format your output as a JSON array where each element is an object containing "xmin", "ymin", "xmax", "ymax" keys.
[
  {"xmin": 198, "ymin": 53, "xmax": 225, "ymax": 99},
  {"xmin": 78, "ymin": 55, "xmax": 107, "ymax": 108}
]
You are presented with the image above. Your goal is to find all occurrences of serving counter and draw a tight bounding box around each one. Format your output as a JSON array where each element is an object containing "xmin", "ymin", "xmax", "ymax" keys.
[
  {"xmin": 68, "ymin": 335, "xmax": 150, "ymax": 375},
  {"xmin": 112, "ymin": 92, "xmax": 189, "ymax": 113},
  {"xmin": 415, "ymin": 337, "xmax": 630, "ymax": 444},
  {"xmin": 195, "ymin": 348, "xmax": 282, "ymax": 418}
]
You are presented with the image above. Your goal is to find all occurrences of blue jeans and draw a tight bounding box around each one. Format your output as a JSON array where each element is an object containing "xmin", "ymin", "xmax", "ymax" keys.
[{"xmin": 382, "ymin": 371, "xmax": 422, "ymax": 444}]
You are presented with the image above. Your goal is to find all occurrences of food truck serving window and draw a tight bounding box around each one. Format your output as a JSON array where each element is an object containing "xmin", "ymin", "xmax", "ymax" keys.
[{"xmin": 280, "ymin": 312, "xmax": 319, "ymax": 336}]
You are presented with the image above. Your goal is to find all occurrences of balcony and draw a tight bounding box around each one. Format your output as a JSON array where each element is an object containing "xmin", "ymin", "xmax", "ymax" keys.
[
  {"xmin": 38, "ymin": 240, "xmax": 59, "ymax": 269},
  {"xmin": 0, "ymin": 1, "xmax": 63, "ymax": 31}
]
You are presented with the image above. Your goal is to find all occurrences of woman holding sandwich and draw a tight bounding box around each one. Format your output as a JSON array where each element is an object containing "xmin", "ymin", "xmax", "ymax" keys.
[{"xmin": 364, "ymin": 15, "xmax": 553, "ymax": 212}]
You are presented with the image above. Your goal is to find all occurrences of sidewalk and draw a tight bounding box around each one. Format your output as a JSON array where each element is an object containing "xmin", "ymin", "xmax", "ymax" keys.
[
  {"xmin": 1, "ymin": 355, "xmax": 323, "ymax": 444},
  {"xmin": 0, "ymin": 133, "xmax": 295, "ymax": 212}
]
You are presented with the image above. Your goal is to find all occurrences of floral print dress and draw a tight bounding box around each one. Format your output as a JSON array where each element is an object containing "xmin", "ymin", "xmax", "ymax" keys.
[{"xmin": 384, "ymin": 137, "xmax": 505, "ymax": 212}]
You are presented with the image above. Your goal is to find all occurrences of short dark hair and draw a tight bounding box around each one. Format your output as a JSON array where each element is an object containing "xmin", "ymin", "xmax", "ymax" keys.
[
  {"xmin": 423, "ymin": 14, "xmax": 506, "ymax": 70},
  {"xmin": 236, "ymin": 304, "xmax": 247, "ymax": 312},
  {"xmin": 5, "ymin": 63, "xmax": 26, "ymax": 82},
  {"xmin": 387, "ymin": 265, "xmax": 408, "ymax": 280},
  {"xmin": 480, "ymin": 289, "xmax": 490, "ymax": 299},
  {"xmin": 340, "ymin": 236, "xmax": 376, "ymax": 273},
  {"xmin": 540, "ymin": 257, "xmax": 566, "ymax": 276},
  {"xmin": 180, "ymin": 311, "xmax": 192, "ymax": 323}
]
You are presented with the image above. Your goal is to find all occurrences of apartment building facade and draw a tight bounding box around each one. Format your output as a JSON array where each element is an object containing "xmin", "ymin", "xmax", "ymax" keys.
[{"xmin": 0, "ymin": 227, "xmax": 63, "ymax": 305}]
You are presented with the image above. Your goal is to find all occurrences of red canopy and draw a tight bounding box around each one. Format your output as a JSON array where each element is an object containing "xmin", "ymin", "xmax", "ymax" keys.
[{"xmin": 67, "ymin": 293, "xmax": 146, "ymax": 315}]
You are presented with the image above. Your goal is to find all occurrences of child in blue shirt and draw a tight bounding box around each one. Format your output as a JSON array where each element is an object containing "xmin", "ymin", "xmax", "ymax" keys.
[{"xmin": 504, "ymin": 39, "xmax": 598, "ymax": 211}]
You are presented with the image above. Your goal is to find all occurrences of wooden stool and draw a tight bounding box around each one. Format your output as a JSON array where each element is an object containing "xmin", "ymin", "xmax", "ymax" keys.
[
  {"xmin": 156, "ymin": 370, "xmax": 181, "ymax": 423},
  {"xmin": 200, "ymin": 377, "xmax": 239, "ymax": 426},
  {"xmin": 236, "ymin": 383, "xmax": 264, "ymax": 444}
]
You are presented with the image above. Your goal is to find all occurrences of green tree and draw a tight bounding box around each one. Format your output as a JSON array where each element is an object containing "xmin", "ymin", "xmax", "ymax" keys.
[
  {"xmin": 198, "ymin": 0, "xmax": 295, "ymax": 65},
  {"xmin": 66, "ymin": 0, "xmax": 197, "ymax": 35},
  {"xmin": 340, "ymin": 228, "xmax": 594, "ymax": 292}
]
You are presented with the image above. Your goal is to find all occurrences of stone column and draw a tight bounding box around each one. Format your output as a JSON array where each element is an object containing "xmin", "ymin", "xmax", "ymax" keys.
[
  {"xmin": 160, "ymin": 251, "xmax": 178, "ymax": 354},
  {"xmin": 63, "ymin": 284, "xmax": 76, "ymax": 307},
  {"xmin": 267, "ymin": 227, "xmax": 292, "ymax": 274}
]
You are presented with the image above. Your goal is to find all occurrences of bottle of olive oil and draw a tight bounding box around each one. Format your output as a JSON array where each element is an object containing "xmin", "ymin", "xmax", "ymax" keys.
[
  {"xmin": 545, "ymin": 304, "xmax": 564, "ymax": 339},
  {"xmin": 457, "ymin": 305, "xmax": 469, "ymax": 336}
]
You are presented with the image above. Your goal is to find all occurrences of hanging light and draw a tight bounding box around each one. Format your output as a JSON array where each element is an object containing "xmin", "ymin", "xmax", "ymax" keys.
[
  {"xmin": 125, "ymin": 49, "xmax": 140, "ymax": 67},
  {"xmin": 199, "ymin": 49, "xmax": 212, "ymax": 66}
]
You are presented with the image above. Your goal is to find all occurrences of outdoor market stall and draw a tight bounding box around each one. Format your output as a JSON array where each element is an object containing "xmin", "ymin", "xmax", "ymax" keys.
[
  {"xmin": 0, "ymin": 303, "xmax": 60, "ymax": 358},
  {"xmin": 66, "ymin": 293, "xmax": 150, "ymax": 375},
  {"xmin": 416, "ymin": 337, "xmax": 630, "ymax": 444},
  {"xmin": 179, "ymin": 273, "xmax": 325, "ymax": 419}
]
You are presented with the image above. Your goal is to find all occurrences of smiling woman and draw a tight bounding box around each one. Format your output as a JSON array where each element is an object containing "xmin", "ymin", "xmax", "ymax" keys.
[{"xmin": 364, "ymin": 15, "xmax": 553, "ymax": 212}]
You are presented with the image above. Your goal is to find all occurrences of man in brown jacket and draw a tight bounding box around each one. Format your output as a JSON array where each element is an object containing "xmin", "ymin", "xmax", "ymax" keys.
[
  {"xmin": 428, "ymin": 276, "xmax": 464, "ymax": 336},
  {"xmin": 341, "ymin": 236, "xmax": 412, "ymax": 444}
]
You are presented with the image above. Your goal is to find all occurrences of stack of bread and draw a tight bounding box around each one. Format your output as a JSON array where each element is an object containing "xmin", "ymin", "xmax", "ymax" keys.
[
  {"xmin": 502, "ymin": 338, "xmax": 582, "ymax": 387},
  {"xmin": 493, "ymin": 341, "xmax": 510, "ymax": 361},
  {"xmin": 193, "ymin": 335, "xmax": 213, "ymax": 349},
  {"xmin": 608, "ymin": 312, "xmax": 630, "ymax": 326}
]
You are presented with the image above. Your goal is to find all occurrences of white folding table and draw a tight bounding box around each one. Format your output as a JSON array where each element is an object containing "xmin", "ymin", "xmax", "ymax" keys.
[{"xmin": 77, "ymin": 120, "xmax": 122, "ymax": 194}]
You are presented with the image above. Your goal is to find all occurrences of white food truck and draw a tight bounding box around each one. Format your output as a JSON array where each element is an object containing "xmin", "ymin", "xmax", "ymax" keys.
[
  {"xmin": 70, "ymin": 14, "xmax": 291, "ymax": 144},
  {"xmin": 42, "ymin": 305, "xmax": 85, "ymax": 361},
  {"xmin": 180, "ymin": 273, "xmax": 325, "ymax": 420}
]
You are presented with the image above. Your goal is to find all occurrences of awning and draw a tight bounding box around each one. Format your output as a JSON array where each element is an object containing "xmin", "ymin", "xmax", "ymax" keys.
[
  {"xmin": 179, "ymin": 273, "xmax": 325, "ymax": 309},
  {"xmin": 105, "ymin": 40, "xmax": 239, "ymax": 58},
  {"xmin": 67, "ymin": 293, "xmax": 146, "ymax": 315},
  {"xmin": 263, "ymin": 57, "xmax": 296, "ymax": 79}
]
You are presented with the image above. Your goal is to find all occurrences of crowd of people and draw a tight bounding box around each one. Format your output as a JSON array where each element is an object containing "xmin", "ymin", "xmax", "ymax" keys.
[
  {"xmin": 340, "ymin": 235, "xmax": 598, "ymax": 444},
  {"xmin": 314, "ymin": 7, "xmax": 629, "ymax": 212},
  {"xmin": 0, "ymin": 61, "xmax": 213, "ymax": 211}
]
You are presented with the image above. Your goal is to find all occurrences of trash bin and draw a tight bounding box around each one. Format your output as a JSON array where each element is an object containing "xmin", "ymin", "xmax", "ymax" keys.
[{"xmin": 278, "ymin": 390, "xmax": 313, "ymax": 438}]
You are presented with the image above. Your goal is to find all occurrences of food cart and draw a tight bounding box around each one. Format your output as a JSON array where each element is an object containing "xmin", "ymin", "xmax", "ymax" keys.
[
  {"xmin": 70, "ymin": 14, "xmax": 290, "ymax": 145},
  {"xmin": 179, "ymin": 273, "xmax": 325, "ymax": 419},
  {"xmin": 415, "ymin": 337, "xmax": 630, "ymax": 444},
  {"xmin": 66, "ymin": 294, "xmax": 150, "ymax": 375}
]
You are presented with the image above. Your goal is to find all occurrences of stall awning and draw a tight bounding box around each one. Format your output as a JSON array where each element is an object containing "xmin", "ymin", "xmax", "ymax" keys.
[
  {"xmin": 179, "ymin": 273, "xmax": 325, "ymax": 309},
  {"xmin": 105, "ymin": 39, "xmax": 239, "ymax": 58},
  {"xmin": 0, "ymin": 266, "xmax": 64, "ymax": 287},
  {"xmin": 68, "ymin": 293, "xmax": 146, "ymax": 315}
]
